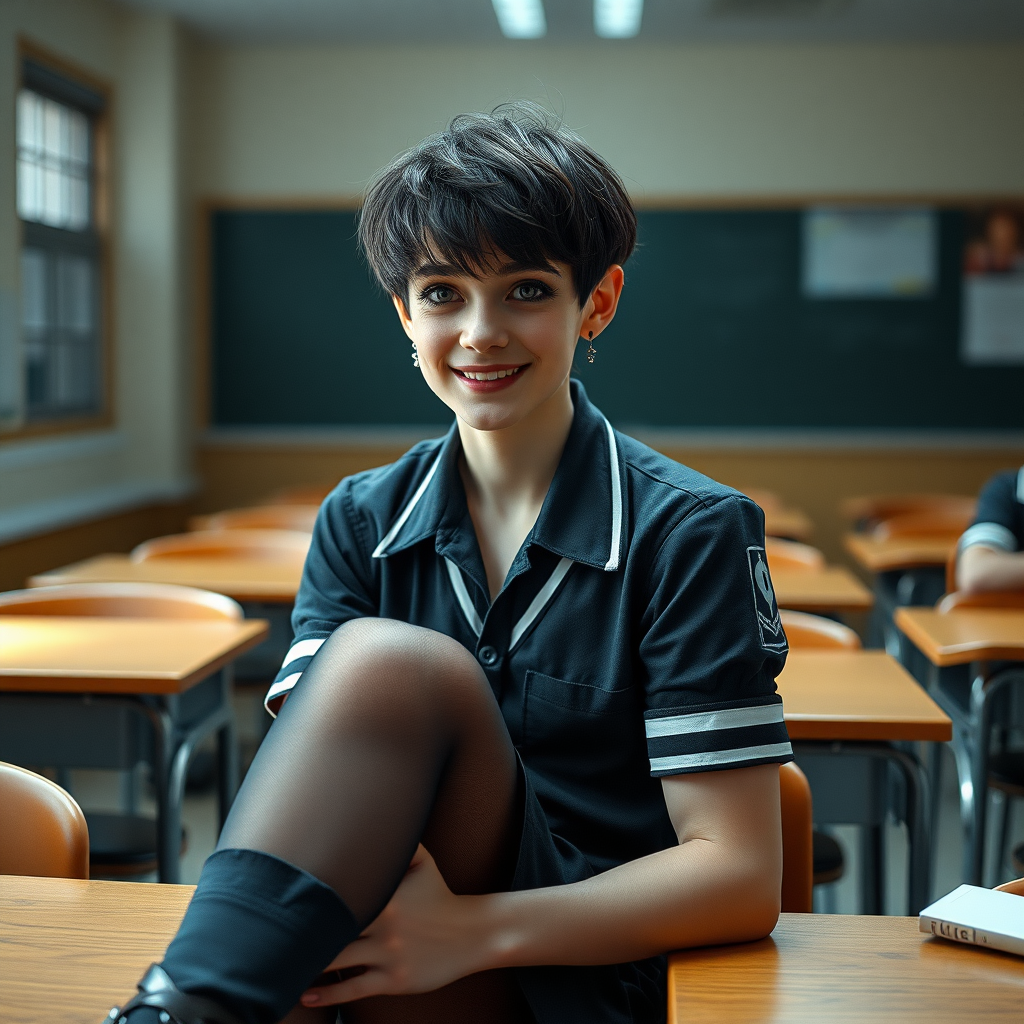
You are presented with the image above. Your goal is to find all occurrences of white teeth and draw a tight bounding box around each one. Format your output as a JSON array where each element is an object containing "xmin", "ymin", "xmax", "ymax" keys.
[{"xmin": 459, "ymin": 366, "xmax": 522, "ymax": 381}]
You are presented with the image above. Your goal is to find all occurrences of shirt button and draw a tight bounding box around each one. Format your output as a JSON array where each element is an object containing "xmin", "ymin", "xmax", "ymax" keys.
[{"xmin": 478, "ymin": 645, "xmax": 499, "ymax": 667}]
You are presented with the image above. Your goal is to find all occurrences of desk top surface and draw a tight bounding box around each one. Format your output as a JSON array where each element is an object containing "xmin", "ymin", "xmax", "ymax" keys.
[
  {"xmin": 843, "ymin": 533, "xmax": 955, "ymax": 573},
  {"xmin": 668, "ymin": 912, "xmax": 1024, "ymax": 1023},
  {"xmin": 895, "ymin": 606, "xmax": 1024, "ymax": 666},
  {"xmin": 778, "ymin": 650, "xmax": 951, "ymax": 742},
  {"xmin": 763, "ymin": 507, "xmax": 813, "ymax": 542},
  {"xmin": 5, "ymin": 876, "xmax": 1022, "ymax": 1024},
  {"xmin": 770, "ymin": 567, "xmax": 874, "ymax": 613},
  {"xmin": 29, "ymin": 554, "xmax": 303, "ymax": 603},
  {"xmin": 0, "ymin": 616, "xmax": 268, "ymax": 694}
]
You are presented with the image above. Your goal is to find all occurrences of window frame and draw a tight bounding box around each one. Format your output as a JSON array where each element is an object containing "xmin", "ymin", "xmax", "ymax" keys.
[{"xmin": 3, "ymin": 38, "xmax": 114, "ymax": 441}]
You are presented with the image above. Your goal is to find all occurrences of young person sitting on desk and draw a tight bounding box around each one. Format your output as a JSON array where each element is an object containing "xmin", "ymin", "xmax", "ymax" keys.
[
  {"xmin": 958, "ymin": 467, "xmax": 1024, "ymax": 594},
  {"xmin": 106, "ymin": 103, "xmax": 792, "ymax": 1024}
]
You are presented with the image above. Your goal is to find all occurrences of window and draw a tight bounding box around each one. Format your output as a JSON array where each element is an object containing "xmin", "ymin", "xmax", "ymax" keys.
[{"xmin": 14, "ymin": 53, "xmax": 108, "ymax": 427}]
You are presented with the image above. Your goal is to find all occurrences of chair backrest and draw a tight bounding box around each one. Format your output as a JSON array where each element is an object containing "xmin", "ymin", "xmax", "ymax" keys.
[
  {"xmin": 938, "ymin": 589, "xmax": 1024, "ymax": 613},
  {"xmin": 871, "ymin": 510, "xmax": 975, "ymax": 541},
  {"xmin": 994, "ymin": 878, "xmax": 1024, "ymax": 897},
  {"xmin": 765, "ymin": 538, "xmax": 826, "ymax": 572},
  {"xmin": 189, "ymin": 505, "xmax": 319, "ymax": 533},
  {"xmin": 841, "ymin": 493, "xmax": 976, "ymax": 530},
  {"xmin": 0, "ymin": 762, "xmax": 89, "ymax": 878},
  {"xmin": 780, "ymin": 609, "xmax": 862, "ymax": 650},
  {"xmin": 267, "ymin": 485, "xmax": 332, "ymax": 506},
  {"xmin": 0, "ymin": 582, "xmax": 243, "ymax": 621},
  {"xmin": 132, "ymin": 530, "xmax": 311, "ymax": 563},
  {"xmin": 779, "ymin": 761, "xmax": 813, "ymax": 913}
]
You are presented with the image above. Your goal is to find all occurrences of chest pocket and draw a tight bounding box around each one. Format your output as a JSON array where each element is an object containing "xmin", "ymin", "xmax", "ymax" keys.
[{"xmin": 523, "ymin": 670, "xmax": 637, "ymax": 763}]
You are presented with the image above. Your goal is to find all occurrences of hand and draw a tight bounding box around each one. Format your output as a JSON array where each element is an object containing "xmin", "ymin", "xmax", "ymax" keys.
[{"xmin": 300, "ymin": 846, "xmax": 492, "ymax": 1007}]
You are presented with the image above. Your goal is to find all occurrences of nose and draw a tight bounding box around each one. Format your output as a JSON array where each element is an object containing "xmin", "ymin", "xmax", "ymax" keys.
[{"xmin": 459, "ymin": 300, "xmax": 509, "ymax": 354}]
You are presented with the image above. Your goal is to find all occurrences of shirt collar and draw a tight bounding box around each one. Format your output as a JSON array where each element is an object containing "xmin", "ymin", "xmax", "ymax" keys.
[{"xmin": 372, "ymin": 379, "xmax": 627, "ymax": 573}]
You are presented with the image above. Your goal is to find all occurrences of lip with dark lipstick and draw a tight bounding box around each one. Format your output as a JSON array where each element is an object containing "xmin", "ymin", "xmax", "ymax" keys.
[{"xmin": 450, "ymin": 363, "xmax": 528, "ymax": 393}]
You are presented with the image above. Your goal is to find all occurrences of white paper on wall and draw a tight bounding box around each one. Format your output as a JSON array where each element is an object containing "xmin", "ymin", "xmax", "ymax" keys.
[
  {"xmin": 802, "ymin": 208, "xmax": 937, "ymax": 298},
  {"xmin": 961, "ymin": 274, "xmax": 1024, "ymax": 365}
]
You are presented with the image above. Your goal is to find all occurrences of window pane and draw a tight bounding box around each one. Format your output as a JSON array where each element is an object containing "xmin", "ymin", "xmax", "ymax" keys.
[
  {"xmin": 57, "ymin": 255, "xmax": 93, "ymax": 332},
  {"xmin": 21, "ymin": 249, "xmax": 48, "ymax": 330},
  {"xmin": 16, "ymin": 88, "xmax": 92, "ymax": 230}
]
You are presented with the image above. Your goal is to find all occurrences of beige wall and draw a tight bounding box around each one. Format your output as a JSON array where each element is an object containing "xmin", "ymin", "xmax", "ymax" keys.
[
  {"xmin": 0, "ymin": 0, "xmax": 195, "ymax": 545},
  {"xmin": 189, "ymin": 42, "xmax": 1024, "ymax": 199}
]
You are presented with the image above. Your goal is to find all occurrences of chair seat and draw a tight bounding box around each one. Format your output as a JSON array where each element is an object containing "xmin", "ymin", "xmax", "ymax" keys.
[
  {"xmin": 988, "ymin": 752, "xmax": 1024, "ymax": 798},
  {"xmin": 85, "ymin": 812, "xmax": 187, "ymax": 876},
  {"xmin": 813, "ymin": 830, "xmax": 845, "ymax": 886}
]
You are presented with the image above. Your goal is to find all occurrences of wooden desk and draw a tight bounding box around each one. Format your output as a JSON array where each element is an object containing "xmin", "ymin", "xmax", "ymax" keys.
[
  {"xmin": 0, "ymin": 617, "xmax": 268, "ymax": 694},
  {"xmin": 29, "ymin": 554, "xmax": 303, "ymax": 604},
  {"xmin": 0, "ymin": 617, "xmax": 268, "ymax": 883},
  {"xmin": 778, "ymin": 650, "xmax": 949, "ymax": 912},
  {"xmin": 668, "ymin": 912, "xmax": 1024, "ymax": 1023},
  {"xmin": 894, "ymin": 607, "xmax": 1024, "ymax": 666},
  {"xmin": 844, "ymin": 533, "xmax": 955, "ymax": 574},
  {"xmin": 779, "ymin": 650, "xmax": 951, "ymax": 743},
  {"xmin": 7, "ymin": 877, "xmax": 1023, "ymax": 1024},
  {"xmin": 764, "ymin": 507, "xmax": 813, "ymax": 542},
  {"xmin": 895, "ymin": 606, "xmax": 1024, "ymax": 886},
  {"xmin": 771, "ymin": 567, "xmax": 873, "ymax": 614}
]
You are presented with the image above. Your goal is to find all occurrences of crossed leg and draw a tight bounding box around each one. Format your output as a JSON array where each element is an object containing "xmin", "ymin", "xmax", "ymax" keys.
[{"xmin": 218, "ymin": 618, "xmax": 532, "ymax": 1023}]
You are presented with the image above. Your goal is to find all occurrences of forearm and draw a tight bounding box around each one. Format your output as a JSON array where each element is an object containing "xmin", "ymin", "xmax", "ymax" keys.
[
  {"xmin": 472, "ymin": 836, "xmax": 780, "ymax": 972},
  {"xmin": 958, "ymin": 546, "xmax": 1024, "ymax": 593}
]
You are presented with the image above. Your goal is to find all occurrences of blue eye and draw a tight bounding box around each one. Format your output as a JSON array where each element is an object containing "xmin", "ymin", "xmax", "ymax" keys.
[
  {"xmin": 421, "ymin": 285, "xmax": 457, "ymax": 305},
  {"xmin": 512, "ymin": 281, "xmax": 550, "ymax": 301}
]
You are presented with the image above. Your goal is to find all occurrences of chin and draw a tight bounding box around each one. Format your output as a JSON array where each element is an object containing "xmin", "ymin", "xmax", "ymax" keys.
[{"xmin": 456, "ymin": 403, "xmax": 527, "ymax": 433}]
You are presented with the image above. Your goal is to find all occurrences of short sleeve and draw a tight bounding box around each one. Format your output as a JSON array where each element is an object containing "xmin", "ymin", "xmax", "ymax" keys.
[
  {"xmin": 639, "ymin": 494, "xmax": 793, "ymax": 777},
  {"xmin": 264, "ymin": 481, "xmax": 378, "ymax": 715},
  {"xmin": 960, "ymin": 470, "xmax": 1022, "ymax": 554}
]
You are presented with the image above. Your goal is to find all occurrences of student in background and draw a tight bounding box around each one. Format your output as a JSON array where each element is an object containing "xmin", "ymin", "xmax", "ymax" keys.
[
  {"xmin": 957, "ymin": 467, "xmax": 1024, "ymax": 593},
  {"xmin": 104, "ymin": 104, "xmax": 791, "ymax": 1024}
]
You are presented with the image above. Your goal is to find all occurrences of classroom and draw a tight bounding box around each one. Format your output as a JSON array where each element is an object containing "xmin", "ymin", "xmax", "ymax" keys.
[{"xmin": 2, "ymin": 1, "xmax": 1024, "ymax": 1021}]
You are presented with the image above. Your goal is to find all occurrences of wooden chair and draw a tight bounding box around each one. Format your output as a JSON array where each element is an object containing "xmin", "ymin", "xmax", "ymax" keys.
[
  {"xmin": 781, "ymin": 610, "xmax": 861, "ymax": 889},
  {"xmin": 780, "ymin": 610, "xmax": 861, "ymax": 650},
  {"xmin": 765, "ymin": 538, "xmax": 826, "ymax": 572},
  {"xmin": 189, "ymin": 505, "xmax": 319, "ymax": 533},
  {"xmin": 266, "ymin": 485, "xmax": 332, "ymax": 506},
  {"xmin": 132, "ymin": 530, "xmax": 311, "ymax": 563},
  {"xmin": 841, "ymin": 494, "xmax": 976, "ymax": 531},
  {"xmin": 0, "ymin": 761, "xmax": 89, "ymax": 878},
  {"xmin": 779, "ymin": 761, "xmax": 813, "ymax": 913},
  {"xmin": 938, "ymin": 588, "xmax": 1024, "ymax": 613},
  {"xmin": 0, "ymin": 583, "xmax": 244, "ymax": 877}
]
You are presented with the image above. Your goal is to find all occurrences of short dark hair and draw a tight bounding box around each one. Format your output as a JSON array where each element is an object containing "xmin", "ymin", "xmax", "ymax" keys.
[{"xmin": 357, "ymin": 102, "xmax": 636, "ymax": 306}]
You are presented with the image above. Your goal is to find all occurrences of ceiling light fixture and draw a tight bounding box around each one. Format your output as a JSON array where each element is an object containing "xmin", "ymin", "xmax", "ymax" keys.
[
  {"xmin": 492, "ymin": 0, "xmax": 547, "ymax": 39},
  {"xmin": 594, "ymin": 0, "xmax": 643, "ymax": 38}
]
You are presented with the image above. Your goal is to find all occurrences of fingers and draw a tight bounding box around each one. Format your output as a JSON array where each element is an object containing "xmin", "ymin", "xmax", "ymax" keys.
[{"xmin": 301, "ymin": 969, "xmax": 389, "ymax": 1007}]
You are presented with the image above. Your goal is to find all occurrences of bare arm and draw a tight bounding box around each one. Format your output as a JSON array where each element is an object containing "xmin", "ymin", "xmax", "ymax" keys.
[
  {"xmin": 957, "ymin": 545, "xmax": 1024, "ymax": 594},
  {"xmin": 307, "ymin": 763, "xmax": 781, "ymax": 1004}
]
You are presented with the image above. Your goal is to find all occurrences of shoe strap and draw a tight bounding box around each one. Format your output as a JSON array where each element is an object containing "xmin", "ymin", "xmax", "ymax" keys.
[{"xmin": 109, "ymin": 964, "xmax": 243, "ymax": 1024}]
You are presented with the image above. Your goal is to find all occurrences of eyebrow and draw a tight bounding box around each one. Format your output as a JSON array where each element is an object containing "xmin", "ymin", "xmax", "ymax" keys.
[{"xmin": 412, "ymin": 258, "xmax": 561, "ymax": 280}]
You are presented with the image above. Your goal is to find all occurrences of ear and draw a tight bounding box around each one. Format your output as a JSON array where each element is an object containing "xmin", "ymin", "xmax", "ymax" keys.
[
  {"xmin": 580, "ymin": 264, "xmax": 625, "ymax": 342},
  {"xmin": 392, "ymin": 293, "xmax": 416, "ymax": 340}
]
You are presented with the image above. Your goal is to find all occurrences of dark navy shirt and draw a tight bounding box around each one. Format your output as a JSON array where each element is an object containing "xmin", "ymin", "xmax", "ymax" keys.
[
  {"xmin": 960, "ymin": 467, "xmax": 1024, "ymax": 555},
  {"xmin": 267, "ymin": 381, "xmax": 792, "ymax": 874}
]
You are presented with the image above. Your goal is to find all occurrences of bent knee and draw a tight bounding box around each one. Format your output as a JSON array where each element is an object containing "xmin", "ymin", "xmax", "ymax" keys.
[{"xmin": 302, "ymin": 618, "xmax": 488, "ymax": 710}]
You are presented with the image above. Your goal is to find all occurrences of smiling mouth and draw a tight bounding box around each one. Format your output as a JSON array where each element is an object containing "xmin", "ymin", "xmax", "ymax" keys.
[{"xmin": 452, "ymin": 365, "xmax": 525, "ymax": 381}]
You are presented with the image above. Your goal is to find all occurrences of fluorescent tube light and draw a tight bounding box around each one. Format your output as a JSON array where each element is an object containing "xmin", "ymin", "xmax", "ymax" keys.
[
  {"xmin": 594, "ymin": 0, "xmax": 643, "ymax": 38},
  {"xmin": 492, "ymin": 0, "xmax": 547, "ymax": 38}
]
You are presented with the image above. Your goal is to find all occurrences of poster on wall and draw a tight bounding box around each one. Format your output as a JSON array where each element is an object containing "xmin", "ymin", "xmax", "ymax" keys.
[
  {"xmin": 961, "ymin": 207, "xmax": 1024, "ymax": 365},
  {"xmin": 801, "ymin": 208, "xmax": 937, "ymax": 298}
]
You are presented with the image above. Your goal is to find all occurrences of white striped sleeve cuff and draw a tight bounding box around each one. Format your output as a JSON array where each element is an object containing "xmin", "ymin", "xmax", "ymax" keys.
[{"xmin": 959, "ymin": 522, "xmax": 1018, "ymax": 553}]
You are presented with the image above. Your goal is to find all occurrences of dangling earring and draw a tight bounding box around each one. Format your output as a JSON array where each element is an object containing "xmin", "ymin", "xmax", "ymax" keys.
[
  {"xmin": 586, "ymin": 331, "xmax": 596, "ymax": 364},
  {"xmin": 411, "ymin": 342, "xmax": 420, "ymax": 368}
]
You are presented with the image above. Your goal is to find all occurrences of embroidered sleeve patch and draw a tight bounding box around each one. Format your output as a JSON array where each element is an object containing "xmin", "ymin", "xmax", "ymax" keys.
[{"xmin": 746, "ymin": 546, "xmax": 787, "ymax": 651}]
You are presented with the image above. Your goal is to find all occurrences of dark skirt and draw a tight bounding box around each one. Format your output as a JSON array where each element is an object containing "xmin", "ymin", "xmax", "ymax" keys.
[{"xmin": 511, "ymin": 757, "xmax": 667, "ymax": 1024}]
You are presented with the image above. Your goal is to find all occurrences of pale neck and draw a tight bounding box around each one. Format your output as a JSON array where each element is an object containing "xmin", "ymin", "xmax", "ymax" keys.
[{"xmin": 456, "ymin": 379, "xmax": 575, "ymax": 512}]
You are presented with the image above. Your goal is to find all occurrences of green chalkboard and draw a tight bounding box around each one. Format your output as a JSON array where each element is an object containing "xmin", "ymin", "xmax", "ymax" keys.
[{"xmin": 210, "ymin": 208, "xmax": 1024, "ymax": 430}]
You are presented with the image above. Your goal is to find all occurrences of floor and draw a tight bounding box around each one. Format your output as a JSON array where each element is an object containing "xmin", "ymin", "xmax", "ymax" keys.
[{"xmin": 67, "ymin": 728, "xmax": 1024, "ymax": 909}]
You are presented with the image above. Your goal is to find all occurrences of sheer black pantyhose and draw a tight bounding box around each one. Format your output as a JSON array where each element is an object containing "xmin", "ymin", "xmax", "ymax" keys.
[{"xmin": 144, "ymin": 618, "xmax": 529, "ymax": 1024}]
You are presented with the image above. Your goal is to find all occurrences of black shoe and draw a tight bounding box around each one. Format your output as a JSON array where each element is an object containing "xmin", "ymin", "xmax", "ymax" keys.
[{"xmin": 104, "ymin": 964, "xmax": 243, "ymax": 1024}]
